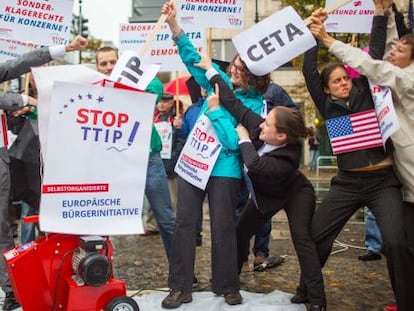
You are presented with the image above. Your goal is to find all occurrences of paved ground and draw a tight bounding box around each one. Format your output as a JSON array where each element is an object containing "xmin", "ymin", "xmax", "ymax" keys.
[{"xmin": 111, "ymin": 169, "xmax": 395, "ymax": 311}]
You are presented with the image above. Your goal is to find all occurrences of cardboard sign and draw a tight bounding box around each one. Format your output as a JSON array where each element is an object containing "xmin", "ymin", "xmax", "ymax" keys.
[
  {"xmin": 232, "ymin": 6, "xmax": 316, "ymax": 76},
  {"xmin": 175, "ymin": 114, "xmax": 222, "ymax": 190},
  {"xmin": 119, "ymin": 23, "xmax": 205, "ymax": 72},
  {"xmin": 0, "ymin": 0, "xmax": 73, "ymax": 45},
  {"xmin": 109, "ymin": 50, "xmax": 160, "ymax": 91},
  {"xmin": 40, "ymin": 81, "xmax": 156, "ymax": 235},
  {"xmin": 177, "ymin": 0, "xmax": 244, "ymax": 29},
  {"xmin": 325, "ymin": 0, "xmax": 375, "ymax": 34}
]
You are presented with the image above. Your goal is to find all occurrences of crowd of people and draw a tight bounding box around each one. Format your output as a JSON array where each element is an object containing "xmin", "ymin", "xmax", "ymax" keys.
[{"xmin": 0, "ymin": 0, "xmax": 413, "ymax": 310}]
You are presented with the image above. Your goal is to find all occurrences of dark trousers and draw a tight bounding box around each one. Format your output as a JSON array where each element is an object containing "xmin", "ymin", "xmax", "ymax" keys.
[
  {"xmin": 309, "ymin": 167, "xmax": 411, "ymax": 310},
  {"xmin": 237, "ymin": 182, "xmax": 326, "ymax": 305},
  {"xmin": 168, "ymin": 176, "xmax": 240, "ymax": 294}
]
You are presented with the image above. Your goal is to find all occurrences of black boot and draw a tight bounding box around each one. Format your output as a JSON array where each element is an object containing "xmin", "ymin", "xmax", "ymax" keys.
[{"xmin": 3, "ymin": 291, "xmax": 20, "ymax": 311}]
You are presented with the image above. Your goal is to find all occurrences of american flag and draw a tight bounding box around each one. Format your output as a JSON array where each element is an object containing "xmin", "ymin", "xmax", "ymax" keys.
[{"xmin": 326, "ymin": 109, "xmax": 383, "ymax": 155}]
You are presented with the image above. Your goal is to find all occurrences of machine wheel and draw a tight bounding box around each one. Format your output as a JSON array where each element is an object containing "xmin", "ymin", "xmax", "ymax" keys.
[{"xmin": 105, "ymin": 296, "xmax": 139, "ymax": 311}]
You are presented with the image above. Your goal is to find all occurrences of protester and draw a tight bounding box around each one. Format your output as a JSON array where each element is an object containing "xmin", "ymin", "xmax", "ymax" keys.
[
  {"xmin": 153, "ymin": 93, "xmax": 185, "ymax": 212},
  {"xmin": 179, "ymin": 77, "xmax": 205, "ymax": 246},
  {"xmin": 309, "ymin": 3, "xmax": 414, "ymax": 310},
  {"xmin": 0, "ymin": 35, "xmax": 87, "ymax": 311},
  {"xmin": 95, "ymin": 47, "xmax": 176, "ymax": 265},
  {"xmin": 296, "ymin": 3, "xmax": 411, "ymax": 310},
  {"xmin": 160, "ymin": 1, "xmax": 270, "ymax": 308},
  {"xmin": 195, "ymin": 53, "xmax": 326, "ymax": 311},
  {"xmin": 359, "ymin": 207, "xmax": 382, "ymax": 261},
  {"xmin": 307, "ymin": 126, "xmax": 320, "ymax": 171}
]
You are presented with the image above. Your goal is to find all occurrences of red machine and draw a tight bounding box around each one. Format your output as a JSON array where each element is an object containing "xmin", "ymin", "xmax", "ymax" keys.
[{"xmin": 4, "ymin": 218, "xmax": 139, "ymax": 311}]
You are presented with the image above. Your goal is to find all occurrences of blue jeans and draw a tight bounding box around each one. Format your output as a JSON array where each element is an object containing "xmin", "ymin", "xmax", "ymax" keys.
[
  {"xmin": 20, "ymin": 201, "xmax": 37, "ymax": 244},
  {"xmin": 145, "ymin": 153, "xmax": 176, "ymax": 264},
  {"xmin": 364, "ymin": 206, "xmax": 382, "ymax": 254},
  {"xmin": 308, "ymin": 149, "xmax": 318, "ymax": 170}
]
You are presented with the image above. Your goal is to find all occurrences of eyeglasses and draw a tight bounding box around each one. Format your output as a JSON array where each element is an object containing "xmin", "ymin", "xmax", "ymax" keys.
[{"xmin": 230, "ymin": 62, "xmax": 244, "ymax": 73}]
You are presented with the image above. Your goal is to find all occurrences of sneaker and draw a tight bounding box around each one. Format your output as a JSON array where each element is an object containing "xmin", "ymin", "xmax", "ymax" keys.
[
  {"xmin": 224, "ymin": 291, "xmax": 243, "ymax": 305},
  {"xmin": 192, "ymin": 275, "xmax": 198, "ymax": 288},
  {"xmin": 161, "ymin": 289, "xmax": 192, "ymax": 309},
  {"xmin": 3, "ymin": 292, "xmax": 20, "ymax": 311}
]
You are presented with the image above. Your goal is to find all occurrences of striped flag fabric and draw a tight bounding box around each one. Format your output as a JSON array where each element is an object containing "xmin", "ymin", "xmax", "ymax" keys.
[{"xmin": 326, "ymin": 109, "xmax": 383, "ymax": 155}]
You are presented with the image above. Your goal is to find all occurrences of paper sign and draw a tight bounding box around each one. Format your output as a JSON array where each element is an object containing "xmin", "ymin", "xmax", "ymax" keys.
[
  {"xmin": 325, "ymin": 0, "xmax": 375, "ymax": 34},
  {"xmin": 232, "ymin": 6, "xmax": 316, "ymax": 76},
  {"xmin": 119, "ymin": 23, "xmax": 205, "ymax": 72},
  {"xmin": 0, "ymin": 0, "xmax": 73, "ymax": 45},
  {"xmin": 109, "ymin": 50, "xmax": 160, "ymax": 91},
  {"xmin": 369, "ymin": 82, "xmax": 400, "ymax": 144},
  {"xmin": 40, "ymin": 81, "xmax": 156, "ymax": 235},
  {"xmin": 0, "ymin": 38, "xmax": 39, "ymax": 62},
  {"xmin": 177, "ymin": 0, "xmax": 244, "ymax": 29},
  {"xmin": 175, "ymin": 114, "xmax": 222, "ymax": 190}
]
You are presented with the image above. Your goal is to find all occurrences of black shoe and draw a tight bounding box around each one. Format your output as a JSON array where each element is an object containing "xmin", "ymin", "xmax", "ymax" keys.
[
  {"xmin": 3, "ymin": 292, "xmax": 20, "ymax": 311},
  {"xmin": 192, "ymin": 275, "xmax": 198, "ymax": 288},
  {"xmin": 162, "ymin": 289, "xmax": 192, "ymax": 309},
  {"xmin": 291, "ymin": 290, "xmax": 309, "ymax": 304},
  {"xmin": 224, "ymin": 291, "xmax": 242, "ymax": 305},
  {"xmin": 358, "ymin": 250, "xmax": 381, "ymax": 261},
  {"xmin": 309, "ymin": 304, "xmax": 327, "ymax": 311}
]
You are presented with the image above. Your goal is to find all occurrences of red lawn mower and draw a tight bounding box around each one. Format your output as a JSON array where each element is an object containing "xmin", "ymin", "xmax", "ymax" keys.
[{"xmin": 3, "ymin": 216, "xmax": 139, "ymax": 311}]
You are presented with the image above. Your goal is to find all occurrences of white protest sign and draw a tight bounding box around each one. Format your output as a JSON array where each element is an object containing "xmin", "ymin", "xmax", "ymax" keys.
[
  {"xmin": 325, "ymin": 0, "xmax": 375, "ymax": 33},
  {"xmin": 154, "ymin": 121, "xmax": 173, "ymax": 159},
  {"xmin": 40, "ymin": 81, "xmax": 156, "ymax": 235},
  {"xmin": 0, "ymin": 38, "xmax": 39, "ymax": 62},
  {"xmin": 175, "ymin": 114, "xmax": 222, "ymax": 190},
  {"xmin": 232, "ymin": 6, "xmax": 316, "ymax": 76},
  {"xmin": 0, "ymin": 0, "xmax": 73, "ymax": 45},
  {"xmin": 32, "ymin": 65, "xmax": 107, "ymax": 157},
  {"xmin": 109, "ymin": 50, "xmax": 160, "ymax": 91},
  {"xmin": 119, "ymin": 23, "xmax": 206, "ymax": 72},
  {"xmin": 369, "ymin": 82, "xmax": 400, "ymax": 145},
  {"xmin": 177, "ymin": 0, "xmax": 244, "ymax": 29}
]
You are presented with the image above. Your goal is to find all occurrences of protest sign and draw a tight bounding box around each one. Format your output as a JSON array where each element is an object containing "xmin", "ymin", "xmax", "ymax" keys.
[
  {"xmin": 32, "ymin": 64, "xmax": 107, "ymax": 156},
  {"xmin": 0, "ymin": 0, "xmax": 73, "ymax": 46},
  {"xmin": 40, "ymin": 81, "xmax": 156, "ymax": 235},
  {"xmin": 175, "ymin": 114, "xmax": 222, "ymax": 190},
  {"xmin": 325, "ymin": 0, "xmax": 375, "ymax": 33},
  {"xmin": 119, "ymin": 23, "xmax": 205, "ymax": 72},
  {"xmin": 369, "ymin": 82, "xmax": 400, "ymax": 145},
  {"xmin": 0, "ymin": 38, "xmax": 38, "ymax": 62},
  {"xmin": 109, "ymin": 50, "xmax": 160, "ymax": 91},
  {"xmin": 232, "ymin": 6, "xmax": 316, "ymax": 76},
  {"xmin": 177, "ymin": 0, "xmax": 244, "ymax": 29}
]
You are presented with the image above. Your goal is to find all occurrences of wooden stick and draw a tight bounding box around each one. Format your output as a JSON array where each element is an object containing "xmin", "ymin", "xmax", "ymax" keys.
[
  {"xmin": 303, "ymin": 0, "xmax": 354, "ymax": 25},
  {"xmin": 175, "ymin": 71, "xmax": 180, "ymax": 116},
  {"xmin": 139, "ymin": 0, "xmax": 177, "ymax": 57}
]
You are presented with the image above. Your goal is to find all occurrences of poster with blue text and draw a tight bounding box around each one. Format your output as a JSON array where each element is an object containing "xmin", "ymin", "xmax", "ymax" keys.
[
  {"xmin": 40, "ymin": 81, "xmax": 156, "ymax": 235},
  {"xmin": 0, "ymin": 0, "xmax": 73, "ymax": 45},
  {"xmin": 177, "ymin": 0, "xmax": 244, "ymax": 29}
]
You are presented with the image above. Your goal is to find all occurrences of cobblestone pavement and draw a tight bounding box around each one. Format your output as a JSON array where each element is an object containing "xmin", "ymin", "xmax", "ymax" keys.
[{"xmin": 112, "ymin": 169, "xmax": 395, "ymax": 311}]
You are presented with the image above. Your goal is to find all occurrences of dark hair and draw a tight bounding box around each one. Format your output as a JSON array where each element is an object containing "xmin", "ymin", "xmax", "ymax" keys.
[
  {"xmin": 320, "ymin": 62, "xmax": 347, "ymax": 89},
  {"xmin": 95, "ymin": 46, "xmax": 118, "ymax": 64},
  {"xmin": 273, "ymin": 106, "xmax": 307, "ymax": 144},
  {"xmin": 400, "ymin": 33, "xmax": 414, "ymax": 60},
  {"xmin": 228, "ymin": 54, "xmax": 271, "ymax": 94}
]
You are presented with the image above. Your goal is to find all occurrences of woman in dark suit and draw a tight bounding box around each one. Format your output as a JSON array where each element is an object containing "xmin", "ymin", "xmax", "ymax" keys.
[{"xmin": 197, "ymin": 56, "xmax": 326, "ymax": 311}]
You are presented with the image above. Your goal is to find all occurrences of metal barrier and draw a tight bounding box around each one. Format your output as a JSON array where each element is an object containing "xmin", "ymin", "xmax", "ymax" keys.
[{"xmin": 316, "ymin": 156, "xmax": 337, "ymax": 177}]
